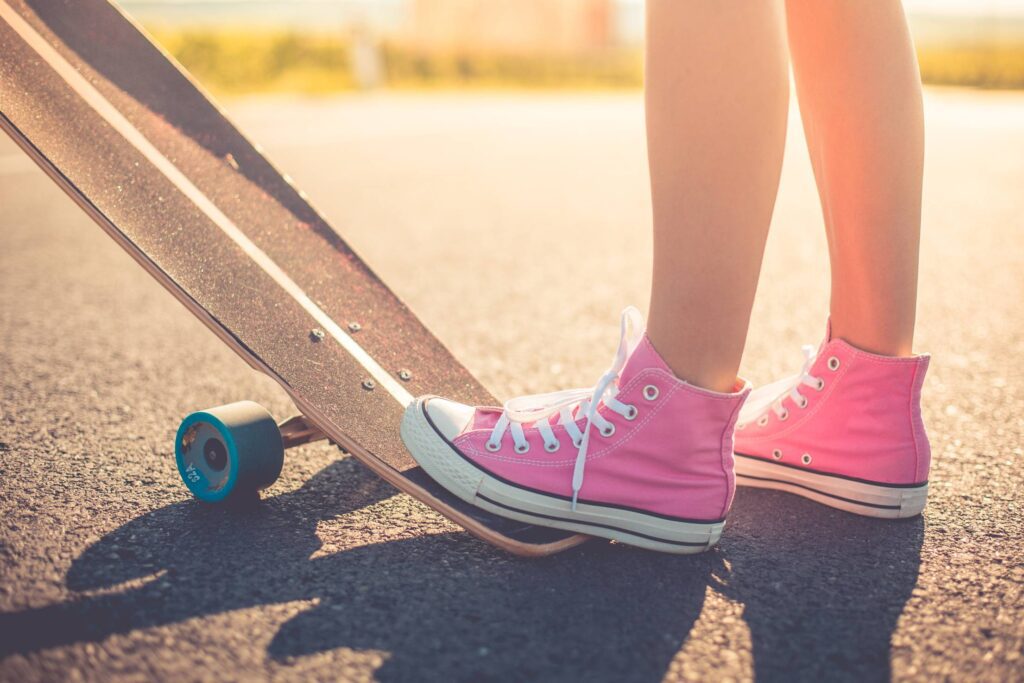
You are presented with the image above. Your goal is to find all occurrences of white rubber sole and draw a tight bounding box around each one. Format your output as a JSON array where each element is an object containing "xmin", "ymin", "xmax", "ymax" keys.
[
  {"xmin": 734, "ymin": 453, "xmax": 928, "ymax": 519},
  {"xmin": 400, "ymin": 397, "xmax": 725, "ymax": 554}
]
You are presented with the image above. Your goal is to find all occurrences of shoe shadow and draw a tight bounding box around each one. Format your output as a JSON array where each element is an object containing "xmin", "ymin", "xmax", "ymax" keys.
[
  {"xmin": 268, "ymin": 538, "xmax": 715, "ymax": 681},
  {"xmin": 0, "ymin": 456, "xmax": 714, "ymax": 682},
  {"xmin": 717, "ymin": 488, "xmax": 926, "ymax": 682}
]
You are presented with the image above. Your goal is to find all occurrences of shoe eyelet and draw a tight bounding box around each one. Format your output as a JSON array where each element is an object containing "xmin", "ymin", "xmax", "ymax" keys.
[
  {"xmin": 600, "ymin": 424, "xmax": 615, "ymax": 437},
  {"xmin": 624, "ymin": 405, "xmax": 638, "ymax": 421},
  {"xmin": 814, "ymin": 378, "xmax": 825, "ymax": 391},
  {"xmin": 801, "ymin": 453, "xmax": 812, "ymax": 465},
  {"xmin": 757, "ymin": 415, "xmax": 769, "ymax": 427},
  {"xmin": 737, "ymin": 422, "xmax": 746, "ymax": 431},
  {"xmin": 778, "ymin": 409, "xmax": 789, "ymax": 421},
  {"xmin": 797, "ymin": 396, "xmax": 809, "ymax": 409},
  {"xmin": 643, "ymin": 385, "xmax": 659, "ymax": 401},
  {"xmin": 485, "ymin": 440, "xmax": 501, "ymax": 452},
  {"xmin": 515, "ymin": 442, "xmax": 530, "ymax": 454},
  {"xmin": 573, "ymin": 437, "xmax": 583, "ymax": 448},
  {"xmin": 545, "ymin": 441, "xmax": 560, "ymax": 453},
  {"xmin": 772, "ymin": 448, "xmax": 783, "ymax": 460},
  {"xmin": 827, "ymin": 356, "xmax": 840, "ymax": 371}
]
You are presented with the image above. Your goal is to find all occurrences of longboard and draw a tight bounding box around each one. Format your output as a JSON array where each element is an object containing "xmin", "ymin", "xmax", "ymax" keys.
[{"xmin": 0, "ymin": 0, "xmax": 589, "ymax": 556}]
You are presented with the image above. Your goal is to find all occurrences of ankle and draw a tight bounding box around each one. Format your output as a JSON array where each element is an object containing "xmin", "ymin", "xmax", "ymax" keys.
[
  {"xmin": 828, "ymin": 313, "xmax": 915, "ymax": 357},
  {"xmin": 644, "ymin": 331, "xmax": 740, "ymax": 393}
]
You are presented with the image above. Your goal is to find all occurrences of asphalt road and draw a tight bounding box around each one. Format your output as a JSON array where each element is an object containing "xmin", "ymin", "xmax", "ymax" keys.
[{"xmin": 1, "ymin": 90, "xmax": 1022, "ymax": 682}]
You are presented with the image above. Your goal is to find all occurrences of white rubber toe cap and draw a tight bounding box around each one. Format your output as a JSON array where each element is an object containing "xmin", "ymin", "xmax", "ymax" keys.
[{"xmin": 423, "ymin": 397, "xmax": 476, "ymax": 440}]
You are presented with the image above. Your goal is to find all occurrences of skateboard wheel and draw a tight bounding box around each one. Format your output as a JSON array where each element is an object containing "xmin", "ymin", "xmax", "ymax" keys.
[{"xmin": 174, "ymin": 401, "xmax": 284, "ymax": 503}]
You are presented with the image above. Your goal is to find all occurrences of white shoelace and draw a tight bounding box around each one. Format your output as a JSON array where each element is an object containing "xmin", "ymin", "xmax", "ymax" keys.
[
  {"xmin": 738, "ymin": 345, "xmax": 824, "ymax": 427},
  {"xmin": 485, "ymin": 307, "xmax": 645, "ymax": 509}
]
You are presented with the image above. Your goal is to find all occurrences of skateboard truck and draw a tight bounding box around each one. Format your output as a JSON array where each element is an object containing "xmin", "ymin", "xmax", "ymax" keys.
[
  {"xmin": 175, "ymin": 402, "xmax": 330, "ymax": 503},
  {"xmin": 278, "ymin": 414, "xmax": 329, "ymax": 449}
]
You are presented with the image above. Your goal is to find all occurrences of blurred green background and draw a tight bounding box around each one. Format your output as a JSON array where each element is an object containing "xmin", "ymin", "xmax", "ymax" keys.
[{"xmin": 124, "ymin": 0, "xmax": 1024, "ymax": 94}]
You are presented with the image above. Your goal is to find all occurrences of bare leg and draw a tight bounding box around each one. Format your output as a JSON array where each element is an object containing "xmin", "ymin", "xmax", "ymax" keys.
[
  {"xmin": 645, "ymin": 0, "xmax": 790, "ymax": 392},
  {"xmin": 786, "ymin": 0, "xmax": 924, "ymax": 356}
]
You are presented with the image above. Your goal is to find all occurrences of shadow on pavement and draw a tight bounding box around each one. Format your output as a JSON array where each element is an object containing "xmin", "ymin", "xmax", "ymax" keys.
[
  {"xmin": 0, "ymin": 460, "xmax": 923, "ymax": 682},
  {"xmin": 715, "ymin": 488, "xmax": 926, "ymax": 682},
  {"xmin": 0, "ymin": 457, "xmax": 711, "ymax": 682}
]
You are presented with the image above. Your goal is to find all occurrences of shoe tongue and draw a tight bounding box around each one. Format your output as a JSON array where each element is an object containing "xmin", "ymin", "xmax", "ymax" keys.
[
  {"xmin": 470, "ymin": 407, "xmax": 502, "ymax": 431},
  {"xmin": 617, "ymin": 334, "xmax": 672, "ymax": 389}
]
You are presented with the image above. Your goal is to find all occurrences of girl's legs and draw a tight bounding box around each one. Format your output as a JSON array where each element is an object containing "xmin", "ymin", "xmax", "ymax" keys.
[
  {"xmin": 402, "ymin": 2, "xmax": 933, "ymax": 543},
  {"xmin": 734, "ymin": 2, "xmax": 930, "ymax": 518},
  {"xmin": 786, "ymin": 0, "xmax": 925, "ymax": 356},
  {"xmin": 645, "ymin": 0, "xmax": 790, "ymax": 393}
]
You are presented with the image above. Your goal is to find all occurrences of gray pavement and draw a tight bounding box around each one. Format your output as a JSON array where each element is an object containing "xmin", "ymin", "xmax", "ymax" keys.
[{"xmin": 1, "ymin": 90, "xmax": 1022, "ymax": 682}]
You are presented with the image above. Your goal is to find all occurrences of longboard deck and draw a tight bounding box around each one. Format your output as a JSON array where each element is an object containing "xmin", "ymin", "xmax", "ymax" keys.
[{"xmin": 0, "ymin": 0, "xmax": 588, "ymax": 556}]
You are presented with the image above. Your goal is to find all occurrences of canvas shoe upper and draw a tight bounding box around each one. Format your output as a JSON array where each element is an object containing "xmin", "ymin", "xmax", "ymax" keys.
[
  {"xmin": 734, "ymin": 322, "xmax": 931, "ymax": 518},
  {"xmin": 400, "ymin": 307, "xmax": 750, "ymax": 553}
]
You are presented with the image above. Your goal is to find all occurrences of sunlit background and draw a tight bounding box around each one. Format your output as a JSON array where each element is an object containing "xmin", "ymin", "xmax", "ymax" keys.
[{"xmin": 120, "ymin": 0, "xmax": 1024, "ymax": 93}]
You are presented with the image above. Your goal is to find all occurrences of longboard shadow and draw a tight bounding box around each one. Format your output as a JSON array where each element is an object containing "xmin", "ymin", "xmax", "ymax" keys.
[{"xmin": 0, "ymin": 456, "xmax": 713, "ymax": 682}]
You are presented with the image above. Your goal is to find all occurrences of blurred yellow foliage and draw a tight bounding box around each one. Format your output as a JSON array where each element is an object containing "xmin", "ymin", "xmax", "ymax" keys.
[
  {"xmin": 153, "ymin": 30, "xmax": 357, "ymax": 93},
  {"xmin": 918, "ymin": 45, "xmax": 1024, "ymax": 90},
  {"xmin": 150, "ymin": 28, "xmax": 1024, "ymax": 95},
  {"xmin": 151, "ymin": 27, "xmax": 634, "ymax": 93}
]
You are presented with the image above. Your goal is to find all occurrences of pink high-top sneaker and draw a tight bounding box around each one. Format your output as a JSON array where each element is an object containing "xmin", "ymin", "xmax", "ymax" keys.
[
  {"xmin": 734, "ymin": 323, "xmax": 930, "ymax": 518},
  {"xmin": 401, "ymin": 308, "xmax": 751, "ymax": 553}
]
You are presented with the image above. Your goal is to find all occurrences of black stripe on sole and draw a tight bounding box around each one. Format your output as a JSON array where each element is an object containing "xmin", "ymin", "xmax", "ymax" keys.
[
  {"xmin": 736, "ymin": 473, "xmax": 905, "ymax": 510},
  {"xmin": 476, "ymin": 493, "xmax": 712, "ymax": 548},
  {"xmin": 734, "ymin": 452, "xmax": 927, "ymax": 489}
]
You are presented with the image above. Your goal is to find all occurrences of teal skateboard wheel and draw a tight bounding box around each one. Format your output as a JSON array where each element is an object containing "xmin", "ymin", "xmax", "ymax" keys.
[{"xmin": 174, "ymin": 401, "xmax": 284, "ymax": 503}]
